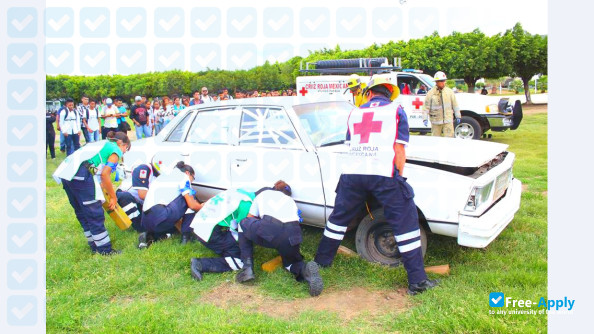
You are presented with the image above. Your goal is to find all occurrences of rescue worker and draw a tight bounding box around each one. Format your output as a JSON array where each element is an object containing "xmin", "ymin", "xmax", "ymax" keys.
[
  {"xmin": 53, "ymin": 131, "xmax": 131, "ymax": 255},
  {"xmin": 116, "ymin": 156, "xmax": 163, "ymax": 248},
  {"xmin": 314, "ymin": 77, "xmax": 439, "ymax": 295},
  {"xmin": 235, "ymin": 181, "xmax": 324, "ymax": 297},
  {"xmin": 140, "ymin": 161, "xmax": 203, "ymax": 245},
  {"xmin": 189, "ymin": 188, "xmax": 255, "ymax": 281},
  {"xmin": 345, "ymin": 74, "xmax": 368, "ymax": 107},
  {"xmin": 422, "ymin": 71, "xmax": 461, "ymax": 137}
]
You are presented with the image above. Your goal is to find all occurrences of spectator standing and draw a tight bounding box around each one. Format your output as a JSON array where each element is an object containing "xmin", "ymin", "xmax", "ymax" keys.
[
  {"xmin": 86, "ymin": 99, "xmax": 101, "ymax": 142},
  {"xmin": 56, "ymin": 104, "xmax": 66, "ymax": 153},
  {"xmin": 46, "ymin": 105, "xmax": 57, "ymax": 159},
  {"xmin": 115, "ymin": 98, "xmax": 129, "ymax": 133},
  {"xmin": 152, "ymin": 100, "xmax": 164, "ymax": 135},
  {"xmin": 182, "ymin": 96, "xmax": 190, "ymax": 107},
  {"xmin": 101, "ymin": 98, "xmax": 119, "ymax": 139},
  {"xmin": 60, "ymin": 98, "xmax": 82, "ymax": 156},
  {"xmin": 145, "ymin": 100, "xmax": 155, "ymax": 137},
  {"xmin": 77, "ymin": 96, "xmax": 91, "ymax": 143},
  {"xmin": 190, "ymin": 90, "xmax": 202, "ymax": 106},
  {"xmin": 172, "ymin": 96, "xmax": 185, "ymax": 115},
  {"xmin": 130, "ymin": 96, "xmax": 152, "ymax": 139},
  {"xmin": 200, "ymin": 87, "xmax": 213, "ymax": 103}
]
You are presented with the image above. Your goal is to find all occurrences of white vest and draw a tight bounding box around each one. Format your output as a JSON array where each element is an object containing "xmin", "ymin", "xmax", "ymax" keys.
[
  {"xmin": 343, "ymin": 103, "xmax": 399, "ymax": 177},
  {"xmin": 142, "ymin": 169, "xmax": 190, "ymax": 212}
]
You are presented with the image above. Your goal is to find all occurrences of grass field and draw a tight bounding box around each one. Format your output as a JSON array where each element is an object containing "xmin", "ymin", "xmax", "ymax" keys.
[{"xmin": 46, "ymin": 111, "xmax": 548, "ymax": 333}]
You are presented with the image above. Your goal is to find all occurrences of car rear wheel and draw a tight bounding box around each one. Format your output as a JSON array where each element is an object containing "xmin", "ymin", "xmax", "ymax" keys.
[
  {"xmin": 455, "ymin": 116, "xmax": 482, "ymax": 139},
  {"xmin": 355, "ymin": 209, "xmax": 427, "ymax": 266}
]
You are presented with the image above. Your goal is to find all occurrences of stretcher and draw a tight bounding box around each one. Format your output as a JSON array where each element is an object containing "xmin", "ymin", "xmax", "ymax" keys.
[{"xmin": 102, "ymin": 187, "xmax": 132, "ymax": 230}]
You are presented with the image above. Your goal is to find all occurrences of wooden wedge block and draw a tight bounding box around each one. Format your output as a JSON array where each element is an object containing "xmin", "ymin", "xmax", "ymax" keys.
[
  {"xmin": 425, "ymin": 264, "xmax": 450, "ymax": 275},
  {"xmin": 261, "ymin": 256, "xmax": 283, "ymax": 272},
  {"xmin": 174, "ymin": 219, "xmax": 182, "ymax": 232},
  {"xmin": 337, "ymin": 245, "xmax": 359, "ymax": 258}
]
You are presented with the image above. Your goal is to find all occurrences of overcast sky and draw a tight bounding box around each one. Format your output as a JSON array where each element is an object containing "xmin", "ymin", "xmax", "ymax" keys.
[{"xmin": 43, "ymin": 0, "xmax": 548, "ymax": 75}]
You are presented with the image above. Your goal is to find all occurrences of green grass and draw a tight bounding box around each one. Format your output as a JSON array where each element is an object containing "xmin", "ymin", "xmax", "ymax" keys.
[{"xmin": 46, "ymin": 113, "xmax": 547, "ymax": 333}]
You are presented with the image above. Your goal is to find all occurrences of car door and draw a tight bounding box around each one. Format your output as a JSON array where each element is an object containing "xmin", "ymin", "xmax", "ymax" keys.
[
  {"xmin": 184, "ymin": 106, "xmax": 241, "ymax": 202},
  {"xmin": 397, "ymin": 74, "xmax": 428, "ymax": 130},
  {"xmin": 230, "ymin": 105, "xmax": 326, "ymax": 224}
]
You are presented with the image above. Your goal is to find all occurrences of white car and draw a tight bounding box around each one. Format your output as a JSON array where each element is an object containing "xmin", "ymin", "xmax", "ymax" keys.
[
  {"xmin": 122, "ymin": 97, "xmax": 522, "ymax": 265},
  {"xmin": 296, "ymin": 58, "xmax": 523, "ymax": 139}
]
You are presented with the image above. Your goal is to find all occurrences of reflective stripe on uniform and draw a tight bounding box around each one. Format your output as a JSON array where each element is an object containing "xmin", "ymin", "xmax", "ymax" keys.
[
  {"xmin": 224, "ymin": 257, "xmax": 243, "ymax": 271},
  {"xmin": 84, "ymin": 230, "xmax": 93, "ymax": 242},
  {"xmin": 128, "ymin": 210, "xmax": 140, "ymax": 219},
  {"xmin": 395, "ymin": 229, "xmax": 420, "ymax": 243},
  {"xmin": 323, "ymin": 229, "xmax": 345, "ymax": 240},
  {"xmin": 398, "ymin": 240, "xmax": 421, "ymax": 253},
  {"xmin": 94, "ymin": 235, "xmax": 111, "ymax": 247},
  {"xmin": 285, "ymin": 264, "xmax": 292, "ymax": 271},
  {"xmin": 326, "ymin": 221, "xmax": 347, "ymax": 233},
  {"xmin": 73, "ymin": 176, "xmax": 85, "ymax": 181},
  {"xmin": 82, "ymin": 199, "xmax": 100, "ymax": 205},
  {"xmin": 122, "ymin": 203, "xmax": 137, "ymax": 212},
  {"xmin": 93, "ymin": 231, "xmax": 111, "ymax": 246}
]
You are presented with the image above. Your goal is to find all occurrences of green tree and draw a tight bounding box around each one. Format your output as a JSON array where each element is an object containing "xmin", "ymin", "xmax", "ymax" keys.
[{"xmin": 506, "ymin": 23, "xmax": 548, "ymax": 103}]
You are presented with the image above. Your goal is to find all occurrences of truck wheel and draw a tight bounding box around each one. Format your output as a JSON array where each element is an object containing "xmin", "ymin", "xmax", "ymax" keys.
[
  {"xmin": 455, "ymin": 116, "xmax": 482, "ymax": 139},
  {"xmin": 355, "ymin": 209, "xmax": 427, "ymax": 266}
]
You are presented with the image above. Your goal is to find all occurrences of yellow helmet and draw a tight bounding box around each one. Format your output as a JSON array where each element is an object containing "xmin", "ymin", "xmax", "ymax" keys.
[
  {"xmin": 346, "ymin": 74, "xmax": 362, "ymax": 90},
  {"xmin": 362, "ymin": 76, "xmax": 400, "ymax": 101}
]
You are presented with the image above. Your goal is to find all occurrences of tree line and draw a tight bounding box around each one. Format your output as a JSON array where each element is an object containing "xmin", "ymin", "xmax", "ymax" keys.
[{"xmin": 47, "ymin": 22, "xmax": 547, "ymax": 104}]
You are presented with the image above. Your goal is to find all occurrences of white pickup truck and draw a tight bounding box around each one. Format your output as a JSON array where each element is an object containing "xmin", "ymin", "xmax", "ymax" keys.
[
  {"xmin": 121, "ymin": 97, "xmax": 522, "ymax": 266},
  {"xmin": 296, "ymin": 58, "xmax": 523, "ymax": 139}
]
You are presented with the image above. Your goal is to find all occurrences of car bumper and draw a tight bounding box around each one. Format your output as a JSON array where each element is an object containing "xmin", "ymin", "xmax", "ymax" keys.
[
  {"xmin": 485, "ymin": 114, "xmax": 514, "ymax": 131},
  {"xmin": 457, "ymin": 178, "xmax": 522, "ymax": 248}
]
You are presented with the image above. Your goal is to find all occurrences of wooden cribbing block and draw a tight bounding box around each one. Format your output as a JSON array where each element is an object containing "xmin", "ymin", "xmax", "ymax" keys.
[
  {"xmin": 261, "ymin": 256, "xmax": 282, "ymax": 272},
  {"xmin": 174, "ymin": 219, "xmax": 182, "ymax": 232},
  {"xmin": 425, "ymin": 264, "xmax": 450, "ymax": 275},
  {"xmin": 337, "ymin": 245, "xmax": 359, "ymax": 258}
]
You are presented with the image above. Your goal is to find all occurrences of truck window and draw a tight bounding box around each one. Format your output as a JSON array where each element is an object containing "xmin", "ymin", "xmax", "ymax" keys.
[{"xmin": 398, "ymin": 74, "xmax": 428, "ymax": 96}]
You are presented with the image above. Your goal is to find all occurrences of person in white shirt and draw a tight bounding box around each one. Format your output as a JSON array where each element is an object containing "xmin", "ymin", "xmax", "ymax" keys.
[
  {"xmin": 152, "ymin": 100, "xmax": 165, "ymax": 135},
  {"xmin": 200, "ymin": 87, "xmax": 214, "ymax": 103},
  {"xmin": 60, "ymin": 98, "xmax": 82, "ymax": 156},
  {"xmin": 235, "ymin": 181, "xmax": 323, "ymax": 297},
  {"xmin": 86, "ymin": 99, "xmax": 101, "ymax": 142},
  {"xmin": 101, "ymin": 98, "xmax": 119, "ymax": 139}
]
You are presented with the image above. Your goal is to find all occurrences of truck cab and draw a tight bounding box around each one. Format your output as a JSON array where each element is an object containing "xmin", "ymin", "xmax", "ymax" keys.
[{"xmin": 296, "ymin": 58, "xmax": 523, "ymax": 139}]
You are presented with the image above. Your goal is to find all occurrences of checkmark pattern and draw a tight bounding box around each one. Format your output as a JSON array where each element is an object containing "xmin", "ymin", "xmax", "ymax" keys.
[{"xmin": 5, "ymin": 4, "xmax": 44, "ymax": 329}]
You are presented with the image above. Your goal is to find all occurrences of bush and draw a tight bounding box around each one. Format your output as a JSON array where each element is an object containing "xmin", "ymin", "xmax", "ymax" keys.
[
  {"xmin": 475, "ymin": 82, "xmax": 485, "ymax": 89},
  {"xmin": 446, "ymin": 79, "xmax": 456, "ymax": 89},
  {"xmin": 537, "ymin": 75, "xmax": 547, "ymax": 93},
  {"xmin": 510, "ymin": 79, "xmax": 524, "ymax": 93}
]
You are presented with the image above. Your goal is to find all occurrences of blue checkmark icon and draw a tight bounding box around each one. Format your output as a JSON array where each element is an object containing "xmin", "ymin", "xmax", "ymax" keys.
[{"xmin": 489, "ymin": 292, "xmax": 504, "ymax": 307}]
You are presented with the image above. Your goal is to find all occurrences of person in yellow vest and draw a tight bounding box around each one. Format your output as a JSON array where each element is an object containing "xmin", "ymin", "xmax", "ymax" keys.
[
  {"xmin": 53, "ymin": 131, "xmax": 131, "ymax": 255},
  {"xmin": 422, "ymin": 71, "xmax": 461, "ymax": 137},
  {"xmin": 345, "ymin": 74, "xmax": 368, "ymax": 107}
]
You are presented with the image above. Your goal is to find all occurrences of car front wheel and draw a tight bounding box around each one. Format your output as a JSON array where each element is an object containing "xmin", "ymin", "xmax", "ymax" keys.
[
  {"xmin": 355, "ymin": 209, "xmax": 427, "ymax": 266},
  {"xmin": 455, "ymin": 116, "xmax": 482, "ymax": 139}
]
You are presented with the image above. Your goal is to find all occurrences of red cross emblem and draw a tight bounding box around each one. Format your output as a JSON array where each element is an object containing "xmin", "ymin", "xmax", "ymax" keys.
[
  {"xmin": 412, "ymin": 97, "xmax": 423, "ymax": 109},
  {"xmin": 299, "ymin": 87, "xmax": 308, "ymax": 96},
  {"xmin": 353, "ymin": 112, "xmax": 382, "ymax": 144}
]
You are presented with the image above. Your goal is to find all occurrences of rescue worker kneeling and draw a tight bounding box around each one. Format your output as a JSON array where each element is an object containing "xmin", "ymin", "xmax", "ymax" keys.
[
  {"xmin": 140, "ymin": 161, "xmax": 203, "ymax": 245},
  {"xmin": 116, "ymin": 156, "xmax": 166, "ymax": 248},
  {"xmin": 189, "ymin": 188, "xmax": 255, "ymax": 281},
  {"xmin": 235, "ymin": 181, "xmax": 323, "ymax": 297}
]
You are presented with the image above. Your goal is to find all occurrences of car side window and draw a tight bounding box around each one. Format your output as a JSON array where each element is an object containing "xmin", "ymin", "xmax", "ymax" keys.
[
  {"xmin": 165, "ymin": 111, "xmax": 194, "ymax": 142},
  {"xmin": 398, "ymin": 74, "xmax": 427, "ymax": 95},
  {"xmin": 239, "ymin": 106, "xmax": 301, "ymax": 149},
  {"xmin": 186, "ymin": 107, "xmax": 241, "ymax": 145}
]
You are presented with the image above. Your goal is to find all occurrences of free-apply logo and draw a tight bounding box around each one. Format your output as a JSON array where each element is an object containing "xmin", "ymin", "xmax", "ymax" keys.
[
  {"xmin": 489, "ymin": 292, "xmax": 576, "ymax": 313},
  {"xmin": 489, "ymin": 292, "xmax": 504, "ymax": 307}
]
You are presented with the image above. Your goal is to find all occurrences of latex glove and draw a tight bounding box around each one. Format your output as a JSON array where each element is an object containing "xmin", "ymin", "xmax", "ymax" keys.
[
  {"xmin": 456, "ymin": 118, "xmax": 461, "ymax": 125},
  {"xmin": 423, "ymin": 120, "xmax": 428, "ymax": 127}
]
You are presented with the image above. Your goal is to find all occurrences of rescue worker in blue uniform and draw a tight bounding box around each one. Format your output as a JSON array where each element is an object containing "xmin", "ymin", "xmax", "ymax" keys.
[
  {"xmin": 140, "ymin": 161, "xmax": 203, "ymax": 245},
  {"xmin": 116, "ymin": 155, "xmax": 167, "ymax": 248},
  {"xmin": 314, "ymin": 77, "xmax": 439, "ymax": 295},
  {"xmin": 189, "ymin": 188, "xmax": 255, "ymax": 281},
  {"xmin": 235, "ymin": 181, "xmax": 324, "ymax": 297},
  {"xmin": 53, "ymin": 131, "xmax": 131, "ymax": 255}
]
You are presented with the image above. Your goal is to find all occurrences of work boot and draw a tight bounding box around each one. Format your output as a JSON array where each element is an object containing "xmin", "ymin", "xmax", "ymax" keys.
[
  {"xmin": 99, "ymin": 249, "xmax": 122, "ymax": 256},
  {"xmin": 407, "ymin": 279, "xmax": 440, "ymax": 296},
  {"xmin": 138, "ymin": 232, "xmax": 149, "ymax": 249},
  {"xmin": 190, "ymin": 258, "xmax": 203, "ymax": 281},
  {"xmin": 181, "ymin": 232, "xmax": 196, "ymax": 245},
  {"xmin": 236, "ymin": 258, "xmax": 255, "ymax": 283},
  {"xmin": 302, "ymin": 261, "xmax": 324, "ymax": 297}
]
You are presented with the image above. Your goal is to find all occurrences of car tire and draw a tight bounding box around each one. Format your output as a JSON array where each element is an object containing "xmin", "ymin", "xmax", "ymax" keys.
[
  {"xmin": 355, "ymin": 208, "xmax": 427, "ymax": 266},
  {"xmin": 455, "ymin": 116, "xmax": 482, "ymax": 139}
]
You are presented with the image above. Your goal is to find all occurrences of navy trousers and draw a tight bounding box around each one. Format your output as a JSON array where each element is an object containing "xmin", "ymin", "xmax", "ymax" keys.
[
  {"xmin": 239, "ymin": 216, "xmax": 305, "ymax": 281},
  {"xmin": 194, "ymin": 225, "xmax": 243, "ymax": 272},
  {"xmin": 141, "ymin": 195, "xmax": 194, "ymax": 234},
  {"xmin": 116, "ymin": 190, "xmax": 145, "ymax": 232},
  {"xmin": 62, "ymin": 164, "xmax": 113, "ymax": 254},
  {"xmin": 314, "ymin": 173, "xmax": 427, "ymax": 284},
  {"xmin": 64, "ymin": 133, "xmax": 80, "ymax": 156}
]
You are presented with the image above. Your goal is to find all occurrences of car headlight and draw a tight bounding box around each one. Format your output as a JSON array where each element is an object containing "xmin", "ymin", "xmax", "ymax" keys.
[
  {"xmin": 485, "ymin": 104, "xmax": 499, "ymax": 114},
  {"xmin": 465, "ymin": 181, "xmax": 494, "ymax": 211}
]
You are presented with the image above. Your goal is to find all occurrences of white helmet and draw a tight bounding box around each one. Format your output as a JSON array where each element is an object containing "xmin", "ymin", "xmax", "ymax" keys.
[{"xmin": 434, "ymin": 71, "xmax": 447, "ymax": 81}]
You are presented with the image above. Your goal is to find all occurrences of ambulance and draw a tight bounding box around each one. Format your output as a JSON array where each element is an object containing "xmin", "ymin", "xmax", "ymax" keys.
[{"xmin": 296, "ymin": 58, "xmax": 523, "ymax": 139}]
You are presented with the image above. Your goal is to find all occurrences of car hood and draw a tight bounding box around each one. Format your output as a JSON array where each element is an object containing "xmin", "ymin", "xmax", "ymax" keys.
[{"xmin": 318, "ymin": 135, "xmax": 509, "ymax": 168}]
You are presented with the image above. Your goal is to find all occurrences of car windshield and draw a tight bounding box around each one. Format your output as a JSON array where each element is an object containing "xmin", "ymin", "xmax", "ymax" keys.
[
  {"xmin": 419, "ymin": 74, "xmax": 435, "ymax": 88},
  {"xmin": 293, "ymin": 101, "xmax": 353, "ymax": 147}
]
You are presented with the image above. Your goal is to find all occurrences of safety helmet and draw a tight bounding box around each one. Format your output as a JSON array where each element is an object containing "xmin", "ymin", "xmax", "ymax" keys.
[
  {"xmin": 347, "ymin": 74, "xmax": 362, "ymax": 90},
  {"xmin": 362, "ymin": 76, "xmax": 400, "ymax": 101},
  {"xmin": 433, "ymin": 71, "xmax": 447, "ymax": 81},
  {"xmin": 151, "ymin": 155, "xmax": 162, "ymax": 176}
]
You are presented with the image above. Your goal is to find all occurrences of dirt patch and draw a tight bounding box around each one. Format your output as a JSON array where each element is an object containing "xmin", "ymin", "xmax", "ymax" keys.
[
  {"xmin": 202, "ymin": 282, "xmax": 410, "ymax": 321},
  {"xmin": 522, "ymin": 103, "xmax": 547, "ymax": 115}
]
